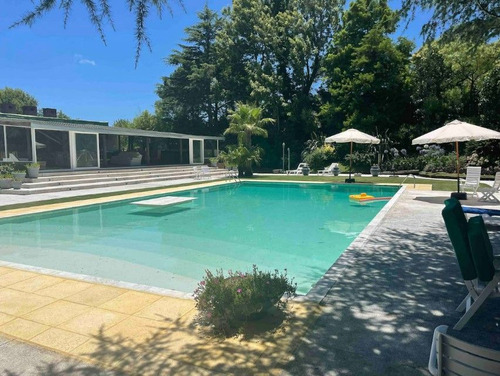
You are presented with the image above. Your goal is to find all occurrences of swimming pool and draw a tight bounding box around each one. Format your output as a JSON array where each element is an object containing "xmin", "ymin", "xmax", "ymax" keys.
[{"xmin": 0, "ymin": 182, "xmax": 399, "ymax": 294}]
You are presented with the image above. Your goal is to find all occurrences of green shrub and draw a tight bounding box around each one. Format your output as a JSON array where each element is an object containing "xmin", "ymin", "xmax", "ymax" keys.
[
  {"xmin": 194, "ymin": 265, "xmax": 297, "ymax": 335},
  {"xmin": 346, "ymin": 151, "xmax": 374, "ymax": 173},
  {"xmin": 303, "ymin": 145, "xmax": 336, "ymax": 172}
]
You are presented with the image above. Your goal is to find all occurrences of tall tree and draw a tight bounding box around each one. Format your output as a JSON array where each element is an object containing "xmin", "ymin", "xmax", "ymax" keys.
[
  {"xmin": 11, "ymin": 0, "xmax": 184, "ymax": 66},
  {"xmin": 219, "ymin": 0, "xmax": 344, "ymax": 166},
  {"xmin": 401, "ymin": 0, "xmax": 500, "ymax": 44},
  {"xmin": 0, "ymin": 87, "xmax": 38, "ymax": 113},
  {"xmin": 156, "ymin": 5, "xmax": 225, "ymax": 135},
  {"xmin": 321, "ymin": 0, "xmax": 414, "ymax": 139}
]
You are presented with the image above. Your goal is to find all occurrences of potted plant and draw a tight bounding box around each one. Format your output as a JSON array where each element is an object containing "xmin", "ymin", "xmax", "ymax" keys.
[
  {"xmin": 13, "ymin": 170, "xmax": 26, "ymax": 180},
  {"xmin": 370, "ymin": 165, "xmax": 380, "ymax": 177},
  {"xmin": 11, "ymin": 177, "xmax": 23, "ymax": 189},
  {"xmin": 26, "ymin": 162, "xmax": 40, "ymax": 178},
  {"xmin": 0, "ymin": 172, "xmax": 13, "ymax": 189},
  {"xmin": 333, "ymin": 165, "xmax": 340, "ymax": 176}
]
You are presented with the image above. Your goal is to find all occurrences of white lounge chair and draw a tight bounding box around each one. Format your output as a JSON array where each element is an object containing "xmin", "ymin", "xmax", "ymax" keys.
[
  {"xmin": 318, "ymin": 162, "xmax": 338, "ymax": 176},
  {"xmin": 288, "ymin": 163, "xmax": 308, "ymax": 175},
  {"xmin": 459, "ymin": 166, "xmax": 481, "ymax": 197},
  {"xmin": 478, "ymin": 171, "xmax": 500, "ymax": 203},
  {"xmin": 428, "ymin": 325, "xmax": 500, "ymax": 376}
]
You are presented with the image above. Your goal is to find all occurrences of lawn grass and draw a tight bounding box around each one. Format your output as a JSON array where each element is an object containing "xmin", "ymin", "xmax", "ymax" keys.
[{"xmin": 253, "ymin": 174, "xmax": 486, "ymax": 191}]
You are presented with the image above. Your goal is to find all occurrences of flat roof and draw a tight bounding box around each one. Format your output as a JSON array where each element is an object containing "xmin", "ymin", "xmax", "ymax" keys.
[{"xmin": 0, "ymin": 112, "xmax": 224, "ymax": 141}]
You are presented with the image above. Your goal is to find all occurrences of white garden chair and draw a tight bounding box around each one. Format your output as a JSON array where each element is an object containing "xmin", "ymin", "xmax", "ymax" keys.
[
  {"xmin": 459, "ymin": 166, "xmax": 481, "ymax": 197},
  {"xmin": 478, "ymin": 172, "xmax": 500, "ymax": 203}
]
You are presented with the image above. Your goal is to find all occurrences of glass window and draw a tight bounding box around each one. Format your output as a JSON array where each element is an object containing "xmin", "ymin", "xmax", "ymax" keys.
[
  {"xmin": 204, "ymin": 139, "xmax": 218, "ymax": 163},
  {"xmin": 76, "ymin": 133, "xmax": 98, "ymax": 168},
  {"xmin": 6, "ymin": 126, "xmax": 32, "ymax": 161},
  {"xmin": 181, "ymin": 139, "xmax": 189, "ymax": 164},
  {"xmin": 35, "ymin": 130, "xmax": 70, "ymax": 169},
  {"xmin": 0, "ymin": 125, "xmax": 5, "ymax": 160},
  {"xmin": 192, "ymin": 140, "xmax": 203, "ymax": 164}
]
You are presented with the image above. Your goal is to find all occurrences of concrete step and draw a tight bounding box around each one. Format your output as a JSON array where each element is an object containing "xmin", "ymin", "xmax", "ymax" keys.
[
  {"xmin": 29, "ymin": 166, "xmax": 197, "ymax": 182},
  {"xmin": 23, "ymin": 169, "xmax": 201, "ymax": 188},
  {"xmin": 1, "ymin": 169, "xmax": 228, "ymax": 195}
]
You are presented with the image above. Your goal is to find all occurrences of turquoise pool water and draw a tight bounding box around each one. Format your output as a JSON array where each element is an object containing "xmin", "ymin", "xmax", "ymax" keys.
[{"xmin": 0, "ymin": 182, "xmax": 398, "ymax": 294}]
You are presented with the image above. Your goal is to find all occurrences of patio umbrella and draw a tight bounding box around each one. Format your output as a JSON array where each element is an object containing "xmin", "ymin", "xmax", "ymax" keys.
[
  {"xmin": 412, "ymin": 119, "xmax": 500, "ymax": 198},
  {"xmin": 325, "ymin": 129, "xmax": 380, "ymax": 182}
]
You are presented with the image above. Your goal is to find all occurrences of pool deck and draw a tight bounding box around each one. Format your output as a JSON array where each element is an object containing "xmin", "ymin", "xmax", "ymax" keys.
[{"xmin": 0, "ymin": 181, "xmax": 499, "ymax": 375}]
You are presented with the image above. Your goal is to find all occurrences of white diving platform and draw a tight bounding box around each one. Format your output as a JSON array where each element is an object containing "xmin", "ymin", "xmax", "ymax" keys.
[{"xmin": 131, "ymin": 196, "xmax": 197, "ymax": 207}]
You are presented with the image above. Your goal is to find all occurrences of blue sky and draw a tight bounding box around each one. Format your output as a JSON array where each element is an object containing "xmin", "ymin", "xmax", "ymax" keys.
[{"xmin": 1, "ymin": 0, "xmax": 430, "ymax": 125}]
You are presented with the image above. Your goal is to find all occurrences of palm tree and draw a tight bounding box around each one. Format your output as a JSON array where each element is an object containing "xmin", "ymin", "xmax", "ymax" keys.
[
  {"xmin": 223, "ymin": 103, "xmax": 274, "ymax": 177},
  {"xmin": 224, "ymin": 103, "xmax": 274, "ymax": 148}
]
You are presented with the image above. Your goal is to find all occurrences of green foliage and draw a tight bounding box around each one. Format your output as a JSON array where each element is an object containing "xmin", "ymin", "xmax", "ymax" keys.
[
  {"xmin": 321, "ymin": 0, "xmax": 414, "ymax": 137},
  {"xmin": 194, "ymin": 265, "xmax": 297, "ymax": 335},
  {"xmin": 132, "ymin": 110, "xmax": 159, "ymax": 131},
  {"xmin": 303, "ymin": 144, "xmax": 336, "ymax": 171},
  {"xmin": 346, "ymin": 151, "xmax": 373, "ymax": 173},
  {"xmin": 218, "ymin": 145, "xmax": 263, "ymax": 177},
  {"xmin": 113, "ymin": 119, "xmax": 133, "ymax": 128},
  {"xmin": 0, "ymin": 87, "xmax": 37, "ymax": 113},
  {"xmin": 156, "ymin": 6, "xmax": 226, "ymax": 135},
  {"xmin": 221, "ymin": 103, "xmax": 273, "ymax": 176},
  {"xmin": 0, "ymin": 163, "xmax": 14, "ymax": 178},
  {"xmin": 11, "ymin": 0, "xmax": 184, "ymax": 67},
  {"xmin": 401, "ymin": 0, "xmax": 500, "ymax": 44}
]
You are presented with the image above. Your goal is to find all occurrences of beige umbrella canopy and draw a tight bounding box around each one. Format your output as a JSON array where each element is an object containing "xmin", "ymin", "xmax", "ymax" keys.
[
  {"xmin": 412, "ymin": 119, "xmax": 500, "ymax": 197},
  {"xmin": 325, "ymin": 129, "xmax": 380, "ymax": 182}
]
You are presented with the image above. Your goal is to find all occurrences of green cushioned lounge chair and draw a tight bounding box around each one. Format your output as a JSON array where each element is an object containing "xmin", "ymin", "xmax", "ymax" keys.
[{"xmin": 442, "ymin": 198, "xmax": 500, "ymax": 330}]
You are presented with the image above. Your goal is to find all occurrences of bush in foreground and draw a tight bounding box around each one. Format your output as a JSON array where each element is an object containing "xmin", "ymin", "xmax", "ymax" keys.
[{"xmin": 194, "ymin": 265, "xmax": 297, "ymax": 335}]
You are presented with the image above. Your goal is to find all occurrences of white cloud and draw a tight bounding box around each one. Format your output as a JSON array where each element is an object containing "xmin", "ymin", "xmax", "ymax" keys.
[{"xmin": 74, "ymin": 54, "xmax": 96, "ymax": 66}]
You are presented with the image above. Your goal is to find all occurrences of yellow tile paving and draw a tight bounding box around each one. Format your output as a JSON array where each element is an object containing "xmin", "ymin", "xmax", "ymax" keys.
[
  {"xmin": 58, "ymin": 308, "xmax": 128, "ymax": 336},
  {"xmin": 136, "ymin": 296, "xmax": 195, "ymax": 321},
  {"xmin": 23, "ymin": 300, "xmax": 90, "ymax": 326},
  {"xmin": 0, "ymin": 270, "xmax": 38, "ymax": 287},
  {"xmin": 0, "ymin": 288, "xmax": 55, "ymax": 316},
  {"xmin": 99, "ymin": 290, "xmax": 161, "ymax": 315},
  {"xmin": 31, "ymin": 328, "xmax": 89, "ymax": 353},
  {"xmin": 36, "ymin": 279, "xmax": 93, "ymax": 299},
  {"xmin": 9, "ymin": 275, "xmax": 63, "ymax": 293},
  {"xmin": 64, "ymin": 285, "xmax": 126, "ymax": 306},
  {"xmin": 0, "ymin": 266, "xmax": 15, "ymax": 276},
  {"xmin": 0, "ymin": 312, "xmax": 15, "ymax": 326},
  {"xmin": 0, "ymin": 318, "xmax": 49, "ymax": 340},
  {"xmin": 0, "ymin": 266, "xmax": 322, "ymax": 375}
]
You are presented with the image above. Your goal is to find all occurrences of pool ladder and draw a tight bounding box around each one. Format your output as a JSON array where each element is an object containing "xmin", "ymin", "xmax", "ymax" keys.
[{"xmin": 400, "ymin": 173, "xmax": 417, "ymax": 188}]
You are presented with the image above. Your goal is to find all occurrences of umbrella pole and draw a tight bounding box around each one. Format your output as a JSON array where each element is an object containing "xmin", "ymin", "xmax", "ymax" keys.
[
  {"xmin": 456, "ymin": 141, "xmax": 460, "ymax": 193},
  {"xmin": 349, "ymin": 141, "xmax": 353, "ymax": 180},
  {"xmin": 450, "ymin": 141, "xmax": 467, "ymax": 200}
]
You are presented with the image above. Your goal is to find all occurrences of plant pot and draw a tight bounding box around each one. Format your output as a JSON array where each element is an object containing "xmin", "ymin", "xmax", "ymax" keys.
[
  {"xmin": 333, "ymin": 166, "xmax": 340, "ymax": 176},
  {"xmin": 13, "ymin": 172, "xmax": 26, "ymax": 180},
  {"xmin": 302, "ymin": 167, "xmax": 310, "ymax": 176},
  {"xmin": 27, "ymin": 167, "xmax": 40, "ymax": 178},
  {"xmin": 11, "ymin": 180, "xmax": 22, "ymax": 189},
  {"xmin": 370, "ymin": 165, "xmax": 380, "ymax": 177},
  {"xmin": 0, "ymin": 178, "xmax": 12, "ymax": 189}
]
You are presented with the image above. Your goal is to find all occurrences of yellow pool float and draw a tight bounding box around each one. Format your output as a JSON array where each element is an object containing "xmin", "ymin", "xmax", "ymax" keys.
[{"xmin": 349, "ymin": 193, "xmax": 374, "ymax": 201}]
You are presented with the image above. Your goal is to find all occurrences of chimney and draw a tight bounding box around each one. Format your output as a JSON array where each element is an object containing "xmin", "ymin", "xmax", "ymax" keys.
[
  {"xmin": 1, "ymin": 102, "xmax": 16, "ymax": 114},
  {"xmin": 22, "ymin": 105, "xmax": 37, "ymax": 116},
  {"xmin": 42, "ymin": 108, "xmax": 57, "ymax": 117}
]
